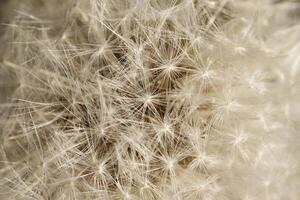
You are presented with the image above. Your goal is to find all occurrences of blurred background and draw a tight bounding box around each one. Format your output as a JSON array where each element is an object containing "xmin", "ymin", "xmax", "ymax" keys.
[{"xmin": 0, "ymin": 0, "xmax": 18, "ymax": 104}]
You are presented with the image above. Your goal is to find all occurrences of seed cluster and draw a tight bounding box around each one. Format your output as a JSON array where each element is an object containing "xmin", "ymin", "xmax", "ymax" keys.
[{"xmin": 1, "ymin": 0, "xmax": 299, "ymax": 200}]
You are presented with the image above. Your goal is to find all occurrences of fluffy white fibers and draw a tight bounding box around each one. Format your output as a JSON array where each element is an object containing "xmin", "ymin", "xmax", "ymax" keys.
[{"xmin": 0, "ymin": 0, "xmax": 299, "ymax": 199}]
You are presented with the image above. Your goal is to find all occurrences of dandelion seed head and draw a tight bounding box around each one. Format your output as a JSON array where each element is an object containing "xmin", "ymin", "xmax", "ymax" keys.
[{"xmin": 1, "ymin": 0, "xmax": 299, "ymax": 199}]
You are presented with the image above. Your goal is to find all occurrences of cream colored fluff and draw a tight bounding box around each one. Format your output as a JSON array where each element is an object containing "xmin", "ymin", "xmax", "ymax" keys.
[{"xmin": 0, "ymin": 0, "xmax": 299, "ymax": 199}]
